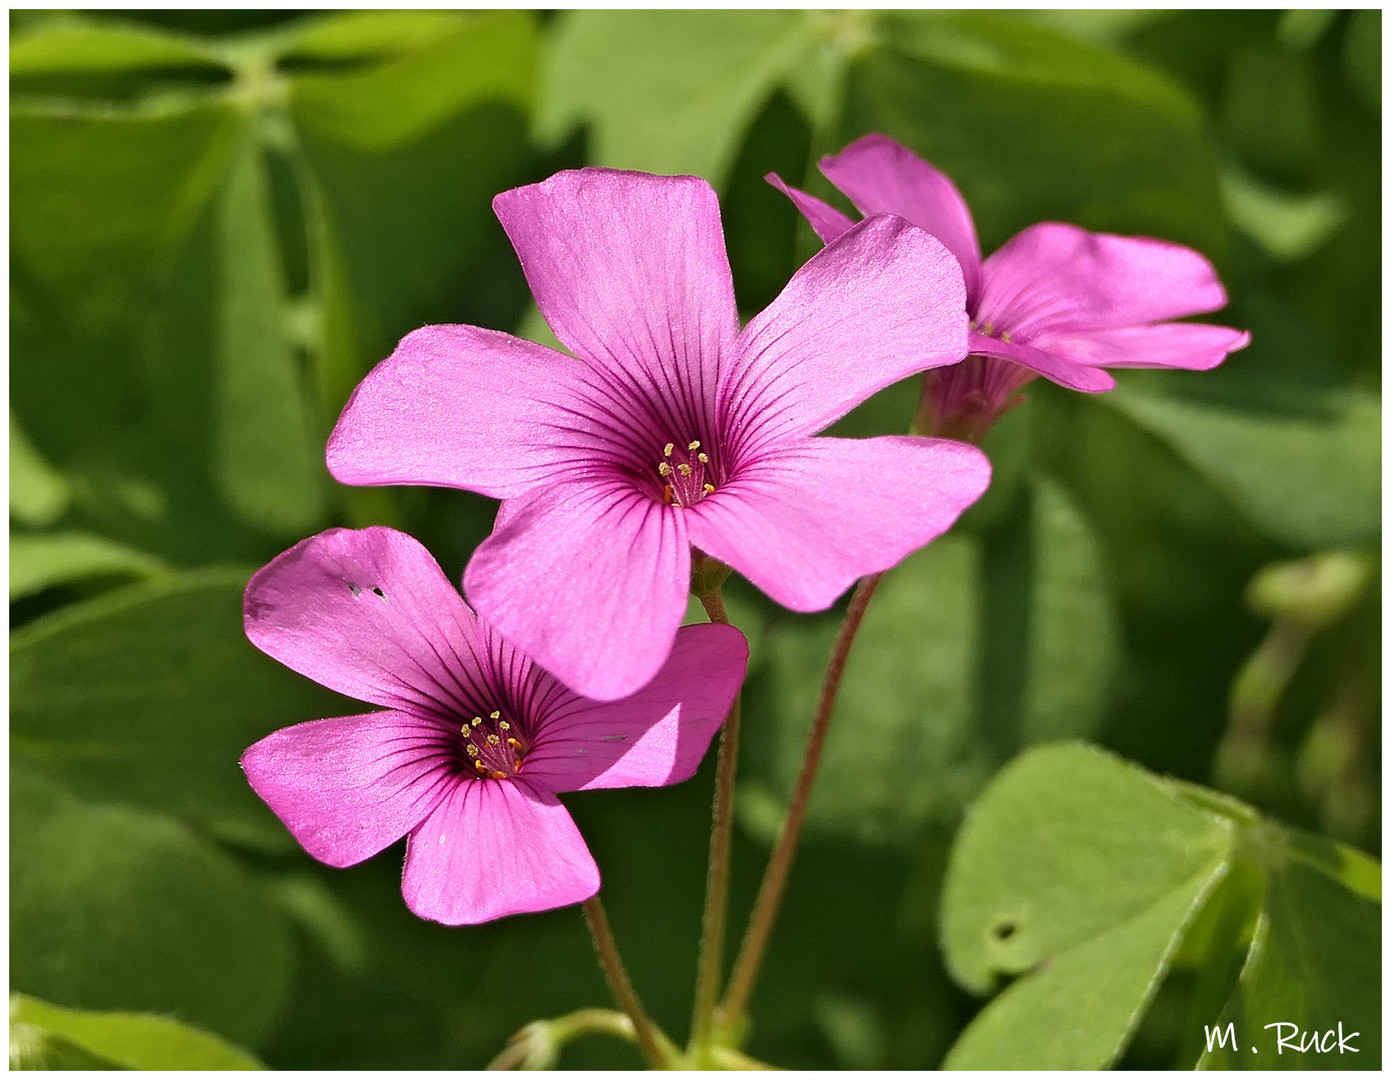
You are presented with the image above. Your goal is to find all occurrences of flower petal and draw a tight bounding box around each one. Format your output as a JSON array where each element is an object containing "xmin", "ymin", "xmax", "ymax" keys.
[
  {"xmin": 1040, "ymin": 322, "xmax": 1252, "ymax": 371},
  {"xmin": 522, "ymin": 623, "xmax": 747, "ymax": 793},
  {"xmin": 493, "ymin": 169, "xmax": 739, "ymax": 434},
  {"xmin": 764, "ymin": 172, "xmax": 857, "ymax": 244},
  {"xmin": 723, "ymin": 215, "xmax": 968, "ymax": 455},
  {"xmin": 464, "ymin": 481, "xmax": 690, "ymax": 702},
  {"xmin": 245, "ymin": 527, "xmax": 496, "ymax": 719},
  {"xmin": 686, "ymin": 435, "xmax": 991, "ymax": 611},
  {"xmin": 818, "ymin": 133, "xmax": 983, "ymax": 303},
  {"xmin": 978, "ymin": 223, "xmax": 1232, "ymax": 338},
  {"xmin": 969, "ymin": 332, "xmax": 1117, "ymax": 393},
  {"xmin": 327, "ymin": 325, "xmax": 592, "ymax": 500},
  {"xmin": 242, "ymin": 711, "xmax": 453, "ymax": 868},
  {"xmin": 401, "ymin": 778, "xmax": 599, "ymax": 925}
]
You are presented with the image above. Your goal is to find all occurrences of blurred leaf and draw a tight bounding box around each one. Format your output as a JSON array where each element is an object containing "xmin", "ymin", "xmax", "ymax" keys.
[
  {"xmin": 1220, "ymin": 162, "xmax": 1348, "ymax": 262},
  {"xmin": 747, "ymin": 535, "xmax": 981, "ymax": 846},
  {"xmin": 268, "ymin": 873, "xmax": 370, "ymax": 976},
  {"xmin": 11, "ymin": 770, "xmax": 293, "ymax": 1045},
  {"xmin": 842, "ymin": 12, "xmax": 1225, "ymax": 252},
  {"xmin": 280, "ymin": 10, "xmax": 474, "ymax": 66},
  {"xmin": 289, "ymin": 11, "xmax": 536, "ymax": 151},
  {"xmin": 1018, "ymin": 477, "xmax": 1120, "ymax": 743},
  {"xmin": 11, "ymin": 96, "xmax": 241, "ymax": 331},
  {"xmin": 10, "ymin": 993, "xmax": 264, "ymax": 1070},
  {"xmin": 540, "ymin": 10, "xmax": 820, "ymax": 186},
  {"xmin": 11, "ymin": 568, "xmax": 354, "ymax": 850},
  {"xmin": 10, "ymin": 531, "xmax": 168, "ymax": 600},
  {"xmin": 1342, "ymin": 11, "xmax": 1380, "ymax": 112},
  {"xmin": 10, "ymin": 411, "xmax": 71, "ymax": 528},
  {"xmin": 941, "ymin": 743, "xmax": 1235, "ymax": 1067},
  {"xmin": 213, "ymin": 119, "xmax": 328, "ymax": 535},
  {"xmin": 1107, "ymin": 387, "xmax": 1380, "ymax": 550},
  {"xmin": 9, "ymin": 16, "xmax": 224, "ymax": 76}
]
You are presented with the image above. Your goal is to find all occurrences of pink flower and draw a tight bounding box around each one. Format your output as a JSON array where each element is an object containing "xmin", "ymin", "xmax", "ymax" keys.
[
  {"xmin": 770, "ymin": 134, "xmax": 1251, "ymax": 441},
  {"xmin": 240, "ymin": 526, "xmax": 747, "ymax": 926},
  {"xmin": 328, "ymin": 168, "xmax": 990, "ymax": 701}
]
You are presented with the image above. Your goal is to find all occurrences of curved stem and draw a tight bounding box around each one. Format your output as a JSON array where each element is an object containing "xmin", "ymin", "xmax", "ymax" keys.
[
  {"xmin": 582, "ymin": 896, "xmax": 672, "ymax": 1068},
  {"xmin": 486, "ymin": 1009, "xmax": 636, "ymax": 1070},
  {"xmin": 718, "ymin": 572, "xmax": 883, "ymax": 1026},
  {"xmin": 689, "ymin": 586, "xmax": 739, "ymax": 1057}
]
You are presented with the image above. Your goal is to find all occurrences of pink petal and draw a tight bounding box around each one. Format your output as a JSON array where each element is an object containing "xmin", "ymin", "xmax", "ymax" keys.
[
  {"xmin": 764, "ymin": 172, "xmax": 857, "ymax": 244},
  {"xmin": 463, "ymin": 480, "xmax": 690, "ymax": 703},
  {"xmin": 723, "ymin": 216, "xmax": 968, "ymax": 455},
  {"xmin": 242, "ymin": 711, "xmax": 453, "ymax": 868},
  {"xmin": 1040, "ymin": 322, "xmax": 1252, "ymax": 371},
  {"xmin": 401, "ymin": 778, "xmax": 599, "ymax": 925},
  {"xmin": 969, "ymin": 332, "xmax": 1117, "ymax": 394},
  {"xmin": 818, "ymin": 134, "xmax": 984, "ymax": 304},
  {"xmin": 245, "ymin": 527, "xmax": 494, "ymax": 717},
  {"xmin": 493, "ymin": 169, "xmax": 739, "ymax": 429},
  {"xmin": 327, "ymin": 325, "xmax": 592, "ymax": 500},
  {"xmin": 686, "ymin": 435, "xmax": 991, "ymax": 612},
  {"xmin": 522, "ymin": 623, "xmax": 747, "ymax": 793},
  {"xmin": 978, "ymin": 223, "xmax": 1231, "ymax": 338}
]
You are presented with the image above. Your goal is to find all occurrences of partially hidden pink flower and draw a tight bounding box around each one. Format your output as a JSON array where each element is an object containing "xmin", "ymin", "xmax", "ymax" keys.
[
  {"xmin": 327, "ymin": 168, "xmax": 991, "ymax": 702},
  {"xmin": 240, "ymin": 526, "xmax": 747, "ymax": 925},
  {"xmin": 770, "ymin": 134, "xmax": 1252, "ymax": 441}
]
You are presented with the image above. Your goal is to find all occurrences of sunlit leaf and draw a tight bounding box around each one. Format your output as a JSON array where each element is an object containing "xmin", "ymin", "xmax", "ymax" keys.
[
  {"xmin": 10, "ymin": 993, "xmax": 264, "ymax": 1070},
  {"xmin": 10, "ymin": 531, "xmax": 167, "ymax": 600}
]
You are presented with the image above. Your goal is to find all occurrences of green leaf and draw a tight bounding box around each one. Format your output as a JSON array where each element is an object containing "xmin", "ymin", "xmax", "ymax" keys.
[
  {"xmin": 9, "ymin": 531, "xmax": 168, "ymax": 600},
  {"xmin": 841, "ymin": 12, "xmax": 1224, "ymax": 251},
  {"xmin": 289, "ymin": 11, "xmax": 536, "ymax": 151},
  {"xmin": 279, "ymin": 10, "xmax": 475, "ymax": 66},
  {"xmin": 11, "ymin": 96, "xmax": 241, "ymax": 332},
  {"xmin": 10, "ymin": 411, "xmax": 72, "ymax": 528},
  {"xmin": 1198, "ymin": 851, "xmax": 1380, "ymax": 1069},
  {"xmin": 940, "ymin": 743, "xmax": 1235, "ymax": 1068},
  {"xmin": 9, "ymin": 16, "xmax": 224, "ymax": 77},
  {"xmin": 11, "ymin": 993, "xmax": 264, "ymax": 1070},
  {"xmin": 539, "ymin": 10, "xmax": 821, "ymax": 186},
  {"xmin": 1106, "ymin": 386, "xmax": 1380, "ymax": 550},
  {"xmin": 10, "ymin": 771, "xmax": 293, "ymax": 1046},
  {"xmin": 10, "ymin": 568, "xmax": 354, "ymax": 850},
  {"xmin": 212, "ymin": 120, "xmax": 328, "ymax": 535}
]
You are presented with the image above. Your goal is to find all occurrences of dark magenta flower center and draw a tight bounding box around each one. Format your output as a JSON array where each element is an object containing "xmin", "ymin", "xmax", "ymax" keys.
[{"xmin": 460, "ymin": 708, "xmax": 527, "ymax": 780}]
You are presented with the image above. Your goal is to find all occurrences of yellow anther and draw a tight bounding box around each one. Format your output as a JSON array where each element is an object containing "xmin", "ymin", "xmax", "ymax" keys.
[
  {"xmin": 487, "ymin": 733, "xmax": 501, "ymax": 746},
  {"xmin": 466, "ymin": 744, "xmax": 480, "ymax": 757},
  {"xmin": 663, "ymin": 442, "xmax": 674, "ymax": 458},
  {"xmin": 677, "ymin": 463, "xmax": 692, "ymax": 476},
  {"xmin": 658, "ymin": 462, "xmax": 672, "ymax": 476},
  {"xmin": 499, "ymin": 720, "xmax": 510, "ymax": 731},
  {"xmin": 490, "ymin": 770, "xmax": 507, "ymax": 780},
  {"xmin": 982, "ymin": 321, "xmax": 995, "ymax": 336},
  {"xmin": 474, "ymin": 760, "xmax": 488, "ymax": 775},
  {"xmin": 688, "ymin": 440, "xmax": 701, "ymax": 451},
  {"xmin": 470, "ymin": 716, "xmax": 482, "ymax": 727},
  {"xmin": 697, "ymin": 452, "xmax": 709, "ymax": 464},
  {"xmin": 507, "ymin": 737, "xmax": 524, "ymax": 752},
  {"xmin": 1001, "ymin": 331, "xmax": 1013, "ymax": 343},
  {"xmin": 703, "ymin": 483, "xmax": 716, "ymax": 495},
  {"xmin": 489, "ymin": 710, "xmax": 501, "ymax": 720}
]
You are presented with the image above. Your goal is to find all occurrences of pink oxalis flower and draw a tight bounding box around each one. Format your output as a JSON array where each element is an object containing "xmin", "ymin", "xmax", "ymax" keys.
[
  {"xmin": 771, "ymin": 134, "xmax": 1252, "ymax": 441},
  {"xmin": 328, "ymin": 168, "xmax": 991, "ymax": 702},
  {"xmin": 241, "ymin": 526, "xmax": 747, "ymax": 925}
]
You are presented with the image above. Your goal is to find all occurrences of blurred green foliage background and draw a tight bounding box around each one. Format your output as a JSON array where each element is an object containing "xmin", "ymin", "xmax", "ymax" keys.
[{"xmin": 10, "ymin": 9, "xmax": 1380, "ymax": 1070}]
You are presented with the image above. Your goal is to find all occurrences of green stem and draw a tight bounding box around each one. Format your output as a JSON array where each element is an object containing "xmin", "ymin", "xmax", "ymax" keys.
[
  {"xmin": 582, "ymin": 896, "xmax": 672, "ymax": 1068},
  {"xmin": 689, "ymin": 585, "xmax": 740, "ymax": 1059},
  {"xmin": 487, "ymin": 1008, "xmax": 636, "ymax": 1070},
  {"xmin": 717, "ymin": 572, "xmax": 883, "ymax": 1027}
]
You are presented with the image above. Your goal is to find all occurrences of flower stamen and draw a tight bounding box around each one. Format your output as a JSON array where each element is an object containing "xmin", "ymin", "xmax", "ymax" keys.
[
  {"xmin": 460, "ymin": 708, "xmax": 526, "ymax": 778},
  {"xmin": 654, "ymin": 437, "xmax": 717, "ymax": 507}
]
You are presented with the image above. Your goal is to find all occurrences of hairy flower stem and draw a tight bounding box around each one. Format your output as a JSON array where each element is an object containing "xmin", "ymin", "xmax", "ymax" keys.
[
  {"xmin": 717, "ymin": 572, "xmax": 884, "ymax": 1028},
  {"xmin": 582, "ymin": 896, "xmax": 672, "ymax": 1068},
  {"xmin": 690, "ymin": 584, "xmax": 740, "ymax": 1060}
]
